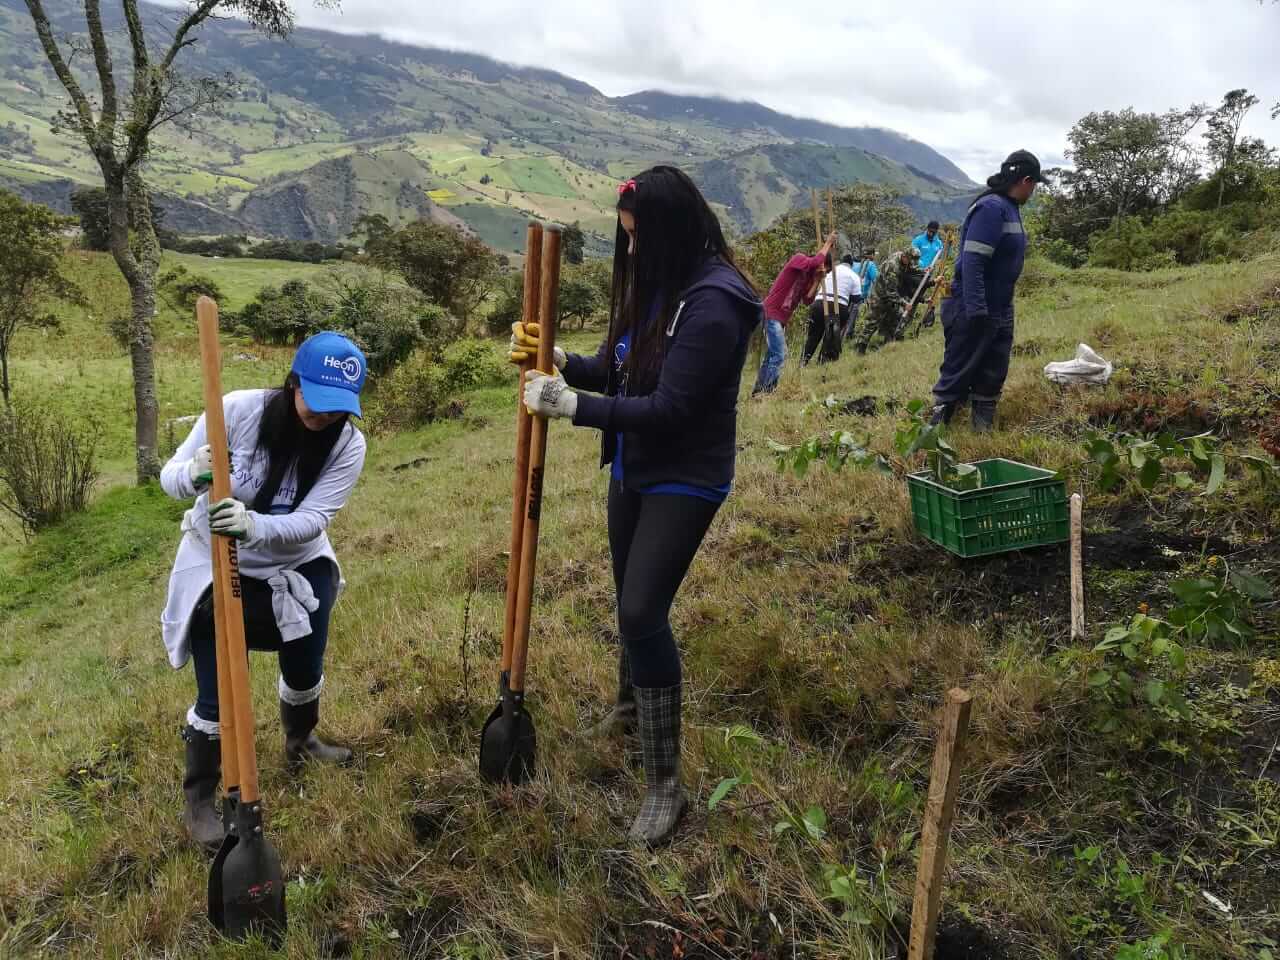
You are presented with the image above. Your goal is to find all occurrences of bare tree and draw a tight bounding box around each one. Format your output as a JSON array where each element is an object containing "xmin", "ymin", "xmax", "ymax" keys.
[{"xmin": 22, "ymin": 0, "xmax": 304, "ymax": 482}]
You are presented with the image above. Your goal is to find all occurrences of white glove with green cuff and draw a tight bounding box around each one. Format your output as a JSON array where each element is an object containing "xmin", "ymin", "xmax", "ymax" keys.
[
  {"xmin": 209, "ymin": 497, "xmax": 255, "ymax": 542},
  {"xmin": 188, "ymin": 444, "xmax": 213, "ymax": 489}
]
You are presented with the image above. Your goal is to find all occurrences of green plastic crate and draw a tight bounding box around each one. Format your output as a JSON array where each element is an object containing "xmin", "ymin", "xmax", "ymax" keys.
[{"xmin": 907, "ymin": 458, "xmax": 1068, "ymax": 558}]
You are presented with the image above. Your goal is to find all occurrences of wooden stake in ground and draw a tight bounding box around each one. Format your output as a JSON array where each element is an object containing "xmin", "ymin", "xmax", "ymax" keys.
[
  {"xmin": 908, "ymin": 688, "xmax": 973, "ymax": 960},
  {"xmin": 1070, "ymin": 493, "xmax": 1085, "ymax": 641}
]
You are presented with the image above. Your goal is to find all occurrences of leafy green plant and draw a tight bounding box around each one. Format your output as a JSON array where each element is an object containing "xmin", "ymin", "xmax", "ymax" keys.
[
  {"xmin": 894, "ymin": 400, "xmax": 981, "ymax": 491},
  {"xmin": 1088, "ymin": 614, "xmax": 1190, "ymax": 730},
  {"xmin": 1168, "ymin": 563, "xmax": 1272, "ymax": 645},
  {"xmin": 767, "ymin": 431, "xmax": 890, "ymax": 479},
  {"xmin": 1084, "ymin": 429, "xmax": 1275, "ymax": 494},
  {"xmin": 1115, "ymin": 930, "xmax": 1191, "ymax": 960},
  {"xmin": 768, "ymin": 399, "xmax": 984, "ymax": 490}
]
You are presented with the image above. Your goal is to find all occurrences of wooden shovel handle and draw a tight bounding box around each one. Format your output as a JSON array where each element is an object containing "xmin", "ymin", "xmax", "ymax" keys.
[
  {"xmin": 501, "ymin": 222, "xmax": 543, "ymax": 675},
  {"xmin": 196, "ymin": 296, "xmax": 260, "ymax": 804},
  {"xmin": 510, "ymin": 225, "xmax": 562, "ymax": 693}
]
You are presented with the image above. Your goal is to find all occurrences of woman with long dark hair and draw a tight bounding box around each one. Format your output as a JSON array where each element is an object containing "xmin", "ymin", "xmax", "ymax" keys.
[
  {"xmin": 931, "ymin": 149, "xmax": 1044, "ymax": 431},
  {"xmin": 160, "ymin": 331, "xmax": 367, "ymax": 849},
  {"xmin": 511, "ymin": 166, "xmax": 762, "ymax": 846}
]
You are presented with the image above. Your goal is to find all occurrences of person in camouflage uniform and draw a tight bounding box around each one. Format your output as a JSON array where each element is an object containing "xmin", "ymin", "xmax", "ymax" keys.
[{"xmin": 853, "ymin": 248, "xmax": 919, "ymax": 355}]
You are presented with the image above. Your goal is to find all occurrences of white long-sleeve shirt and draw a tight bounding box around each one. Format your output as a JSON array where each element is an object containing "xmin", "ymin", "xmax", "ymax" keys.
[
  {"xmin": 817, "ymin": 263, "xmax": 862, "ymax": 306},
  {"xmin": 159, "ymin": 389, "xmax": 366, "ymax": 668}
]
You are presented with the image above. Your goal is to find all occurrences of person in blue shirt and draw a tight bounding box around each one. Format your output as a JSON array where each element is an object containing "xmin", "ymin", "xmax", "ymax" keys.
[
  {"xmin": 511, "ymin": 167, "xmax": 761, "ymax": 847},
  {"xmin": 845, "ymin": 250, "xmax": 878, "ymax": 339},
  {"xmin": 931, "ymin": 150, "xmax": 1043, "ymax": 431},
  {"xmin": 912, "ymin": 221, "xmax": 944, "ymax": 269}
]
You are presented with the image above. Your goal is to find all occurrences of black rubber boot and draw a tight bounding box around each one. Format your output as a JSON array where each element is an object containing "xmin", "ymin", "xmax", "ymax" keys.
[
  {"xmin": 181, "ymin": 725, "xmax": 223, "ymax": 851},
  {"xmin": 854, "ymin": 343, "xmax": 868, "ymax": 356},
  {"xmin": 281, "ymin": 698, "xmax": 352, "ymax": 766},
  {"xmin": 592, "ymin": 648, "xmax": 637, "ymax": 738},
  {"xmin": 929, "ymin": 400, "xmax": 958, "ymax": 427},
  {"xmin": 971, "ymin": 396, "xmax": 998, "ymax": 433},
  {"xmin": 629, "ymin": 684, "xmax": 687, "ymax": 848}
]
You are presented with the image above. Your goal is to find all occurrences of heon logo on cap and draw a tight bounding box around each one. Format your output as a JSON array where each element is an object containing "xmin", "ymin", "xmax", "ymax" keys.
[{"xmin": 323, "ymin": 354, "xmax": 362, "ymax": 384}]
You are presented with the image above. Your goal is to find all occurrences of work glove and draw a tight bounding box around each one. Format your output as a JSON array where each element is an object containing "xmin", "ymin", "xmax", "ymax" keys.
[
  {"xmin": 523, "ymin": 369, "xmax": 578, "ymax": 420},
  {"xmin": 208, "ymin": 497, "xmax": 255, "ymax": 542},
  {"xmin": 188, "ymin": 444, "xmax": 213, "ymax": 488},
  {"xmin": 509, "ymin": 321, "xmax": 566, "ymax": 368}
]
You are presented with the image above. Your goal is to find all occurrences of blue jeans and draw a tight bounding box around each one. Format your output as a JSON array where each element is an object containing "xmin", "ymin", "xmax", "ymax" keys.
[
  {"xmin": 752, "ymin": 318, "xmax": 787, "ymax": 394},
  {"xmin": 190, "ymin": 556, "xmax": 335, "ymax": 723}
]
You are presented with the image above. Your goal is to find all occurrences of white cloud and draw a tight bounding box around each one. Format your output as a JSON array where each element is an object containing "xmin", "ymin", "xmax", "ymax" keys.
[{"xmin": 290, "ymin": 0, "xmax": 1279, "ymax": 180}]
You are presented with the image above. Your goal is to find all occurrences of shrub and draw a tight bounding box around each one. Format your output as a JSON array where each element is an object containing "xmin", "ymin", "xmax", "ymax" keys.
[
  {"xmin": 158, "ymin": 265, "xmax": 224, "ymax": 313},
  {"xmin": 442, "ymin": 339, "xmax": 508, "ymax": 392},
  {"xmin": 362, "ymin": 350, "xmax": 448, "ymax": 431},
  {"xmin": 238, "ymin": 279, "xmax": 331, "ymax": 345},
  {"xmin": 0, "ymin": 401, "xmax": 99, "ymax": 536},
  {"xmin": 341, "ymin": 309, "xmax": 423, "ymax": 378}
]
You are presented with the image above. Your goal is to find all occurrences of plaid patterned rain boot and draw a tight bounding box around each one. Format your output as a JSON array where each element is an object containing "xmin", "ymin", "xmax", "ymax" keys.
[
  {"xmin": 592, "ymin": 648, "xmax": 636, "ymax": 738},
  {"xmin": 629, "ymin": 684, "xmax": 687, "ymax": 848}
]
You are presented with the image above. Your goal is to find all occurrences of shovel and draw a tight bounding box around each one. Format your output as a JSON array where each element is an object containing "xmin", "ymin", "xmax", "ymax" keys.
[
  {"xmin": 479, "ymin": 223, "xmax": 562, "ymax": 785},
  {"xmin": 479, "ymin": 221, "xmax": 542, "ymax": 782},
  {"xmin": 197, "ymin": 297, "xmax": 287, "ymax": 945}
]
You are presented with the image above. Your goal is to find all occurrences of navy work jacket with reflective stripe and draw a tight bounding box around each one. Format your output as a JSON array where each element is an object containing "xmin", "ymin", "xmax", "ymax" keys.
[{"xmin": 948, "ymin": 193, "xmax": 1027, "ymax": 319}]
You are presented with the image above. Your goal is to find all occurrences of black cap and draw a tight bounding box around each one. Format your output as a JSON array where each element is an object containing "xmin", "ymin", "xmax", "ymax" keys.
[
  {"xmin": 1000, "ymin": 149, "xmax": 1045, "ymax": 183},
  {"xmin": 927, "ymin": 220, "xmax": 940, "ymax": 230}
]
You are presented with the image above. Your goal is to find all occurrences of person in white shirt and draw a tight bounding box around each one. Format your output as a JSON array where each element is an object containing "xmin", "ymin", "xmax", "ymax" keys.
[
  {"xmin": 160, "ymin": 331, "xmax": 368, "ymax": 849},
  {"xmin": 802, "ymin": 253, "xmax": 862, "ymax": 364}
]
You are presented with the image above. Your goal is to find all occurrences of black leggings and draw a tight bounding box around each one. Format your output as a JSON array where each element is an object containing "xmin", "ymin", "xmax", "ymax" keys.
[
  {"xmin": 607, "ymin": 479, "xmax": 720, "ymax": 687},
  {"xmin": 189, "ymin": 556, "xmax": 335, "ymax": 723}
]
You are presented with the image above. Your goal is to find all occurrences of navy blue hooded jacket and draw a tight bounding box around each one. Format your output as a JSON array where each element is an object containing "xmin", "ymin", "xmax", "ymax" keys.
[
  {"xmin": 950, "ymin": 193, "xmax": 1027, "ymax": 320},
  {"xmin": 565, "ymin": 256, "xmax": 762, "ymax": 490}
]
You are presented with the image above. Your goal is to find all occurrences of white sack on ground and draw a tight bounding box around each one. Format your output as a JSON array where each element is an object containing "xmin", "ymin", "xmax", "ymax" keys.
[{"xmin": 1044, "ymin": 343, "xmax": 1113, "ymax": 386}]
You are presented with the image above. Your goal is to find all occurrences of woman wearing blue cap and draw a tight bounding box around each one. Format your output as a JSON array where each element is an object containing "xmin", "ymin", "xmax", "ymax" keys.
[{"xmin": 159, "ymin": 331, "xmax": 368, "ymax": 849}]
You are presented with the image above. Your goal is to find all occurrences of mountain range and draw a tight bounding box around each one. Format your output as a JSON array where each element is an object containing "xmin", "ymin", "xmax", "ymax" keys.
[{"xmin": 0, "ymin": 0, "xmax": 975, "ymax": 251}]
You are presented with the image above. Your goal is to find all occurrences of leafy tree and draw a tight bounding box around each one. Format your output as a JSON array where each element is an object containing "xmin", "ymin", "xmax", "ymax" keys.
[
  {"xmin": 157, "ymin": 265, "xmax": 223, "ymax": 313},
  {"xmin": 371, "ymin": 220, "xmax": 499, "ymax": 322},
  {"xmin": 563, "ymin": 220, "xmax": 586, "ymax": 264},
  {"xmin": 23, "ymin": 0, "xmax": 302, "ymax": 482},
  {"xmin": 1204, "ymin": 89, "xmax": 1267, "ymax": 210},
  {"xmin": 0, "ymin": 191, "xmax": 81, "ymax": 406},
  {"xmin": 70, "ymin": 187, "xmax": 163, "ymax": 253},
  {"xmin": 737, "ymin": 185, "xmax": 912, "ymax": 293},
  {"xmin": 558, "ymin": 271, "xmax": 602, "ymax": 329},
  {"xmin": 350, "ymin": 212, "xmax": 392, "ymax": 256},
  {"xmin": 1061, "ymin": 107, "xmax": 1205, "ymax": 224},
  {"xmin": 236, "ymin": 279, "xmax": 332, "ymax": 345}
]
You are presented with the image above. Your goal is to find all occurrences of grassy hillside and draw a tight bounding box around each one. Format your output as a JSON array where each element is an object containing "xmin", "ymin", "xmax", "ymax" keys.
[
  {"xmin": 0, "ymin": 249, "xmax": 1277, "ymax": 957},
  {"xmin": 0, "ymin": 0, "xmax": 970, "ymax": 248}
]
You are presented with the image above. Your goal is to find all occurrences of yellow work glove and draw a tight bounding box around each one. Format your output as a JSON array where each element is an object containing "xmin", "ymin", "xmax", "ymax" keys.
[{"xmin": 508, "ymin": 321, "xmax": 567, "ymax": 367}]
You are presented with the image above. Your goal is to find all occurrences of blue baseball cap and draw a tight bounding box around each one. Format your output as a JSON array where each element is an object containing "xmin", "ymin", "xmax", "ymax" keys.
[{"xmin": 291, "ymin": 331, "xmax": 366, "ymax": 417}]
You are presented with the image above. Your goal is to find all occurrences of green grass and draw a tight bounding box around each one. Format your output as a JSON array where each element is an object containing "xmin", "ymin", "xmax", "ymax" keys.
[{"xmin": 0, "ymin": 253, "xmax": 1278, "ymax": 958}]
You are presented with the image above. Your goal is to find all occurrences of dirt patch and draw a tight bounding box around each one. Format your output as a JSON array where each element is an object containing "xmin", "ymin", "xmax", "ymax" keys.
[
  {"xmin": 1088, "ymin": 509, "xmax": 1233, "ymax": 571},
  {"xmin": 933, "ymin": 915, "xmax": 1018, "ymax": 960}
]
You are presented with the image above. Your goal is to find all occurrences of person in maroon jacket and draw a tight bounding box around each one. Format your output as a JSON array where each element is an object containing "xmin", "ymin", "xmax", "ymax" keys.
[{"xmin": 750, "ymin": 232, "xmax": 836, "ymax": 395}]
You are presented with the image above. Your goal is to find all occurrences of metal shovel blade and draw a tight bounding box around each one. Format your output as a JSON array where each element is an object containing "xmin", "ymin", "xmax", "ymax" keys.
[
  {"xmin": 219, "ymin": 798, "xmax": 286, "ymax": 945},
  {"xmin": 207, "ymin": 790, "xmax": 239, "ymax": 931},
  {"xmin": 478, "ymin": 675, "xmax": 536, "ymax": 785}
]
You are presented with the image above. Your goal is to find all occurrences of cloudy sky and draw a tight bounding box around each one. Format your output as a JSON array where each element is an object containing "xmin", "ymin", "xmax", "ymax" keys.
[{"xmin": 290, "ymin": 0, "xmax": 1279, "ymax": 180}]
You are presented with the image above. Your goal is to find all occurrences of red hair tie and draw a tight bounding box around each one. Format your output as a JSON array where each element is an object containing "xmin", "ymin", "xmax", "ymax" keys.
[{"xmin": 617, "ymin": 179, "xmax": 637, "ymax": 197}]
